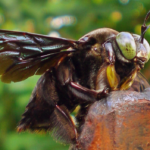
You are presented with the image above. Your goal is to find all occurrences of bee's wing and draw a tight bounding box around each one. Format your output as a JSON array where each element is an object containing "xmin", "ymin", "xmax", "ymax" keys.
[
  {"xmin": 0, "ymin": 30, "xmax": 77, "ymax": 83},
  {"xmin": 136, "ymin": 72, "xmax": 150, "ymax": 89},
  {"xmin": 129, "ymin": 72, "xmax": 150, "ymax": 92}
]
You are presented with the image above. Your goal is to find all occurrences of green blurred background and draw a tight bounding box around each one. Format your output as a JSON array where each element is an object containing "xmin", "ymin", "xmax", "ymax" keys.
[{"xmin": 0, "ymin": 0, "xmax": 150, "ymax": 150}]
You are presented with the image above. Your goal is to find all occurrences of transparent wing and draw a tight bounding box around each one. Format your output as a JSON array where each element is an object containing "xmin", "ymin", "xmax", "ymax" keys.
[{"xmin": 129, "ymin": 72, "xmax": 150, "ymax": 92}]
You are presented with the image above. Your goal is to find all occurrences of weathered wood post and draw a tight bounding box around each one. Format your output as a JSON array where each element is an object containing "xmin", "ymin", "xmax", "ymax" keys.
[{"xmin": 70, "ymin": 88, "xmax": 150, "ymax": 150}]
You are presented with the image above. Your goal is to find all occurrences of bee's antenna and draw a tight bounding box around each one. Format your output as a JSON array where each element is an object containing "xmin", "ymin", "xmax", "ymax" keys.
[{"xmin": 140, "ymin": 10, "xmax": 150, "ymax": 43}]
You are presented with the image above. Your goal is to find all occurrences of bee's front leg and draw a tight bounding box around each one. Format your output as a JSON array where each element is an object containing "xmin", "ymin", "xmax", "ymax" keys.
[
  {"xmin": 117, "ymin": 67, "xmax": 138, "ymax": 90},
  {"xmin": 67, "ymin": 82, "xmax": 101, "ymax": 102}
]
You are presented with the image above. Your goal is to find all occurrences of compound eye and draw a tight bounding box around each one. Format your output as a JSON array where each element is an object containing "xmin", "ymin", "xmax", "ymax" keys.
[
  {"xmin": 133, "ymin": 34, "xmax": 150, "ymax": 61},
  {"xmin": 143, "ymin": 39, "xmax": 150, "ymax": 60},
  {"xmin": 116, "ymin": 32, "xmax": 136, "ymax": 60}
]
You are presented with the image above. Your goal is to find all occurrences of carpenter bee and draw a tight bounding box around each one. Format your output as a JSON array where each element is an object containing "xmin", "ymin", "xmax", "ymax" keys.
[{"xmin": 0, "ymin": 11, "xmax": 150, "ymax": 146}]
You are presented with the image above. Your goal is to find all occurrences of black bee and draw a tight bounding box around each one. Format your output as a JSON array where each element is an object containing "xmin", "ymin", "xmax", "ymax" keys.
[{"xmin": 0, "ymin": 11, "xmax": 150, "ymax": 146}]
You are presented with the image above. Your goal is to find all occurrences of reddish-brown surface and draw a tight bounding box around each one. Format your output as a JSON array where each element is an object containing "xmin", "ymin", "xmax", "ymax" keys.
[{"xmin": 74, "ymin": 89, "xmax": 150, "ymax": 150}]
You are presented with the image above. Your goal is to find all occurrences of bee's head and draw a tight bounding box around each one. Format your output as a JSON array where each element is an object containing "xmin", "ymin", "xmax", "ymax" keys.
[{"xmin": 113, "ymin": 11, "xmax": 150, "ymax": 68}]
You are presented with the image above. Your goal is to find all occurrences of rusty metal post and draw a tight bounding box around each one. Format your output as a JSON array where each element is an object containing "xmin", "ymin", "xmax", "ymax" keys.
[{"xmin": 70, "ymin": 88, "xmax": 150, "ymax": 150}]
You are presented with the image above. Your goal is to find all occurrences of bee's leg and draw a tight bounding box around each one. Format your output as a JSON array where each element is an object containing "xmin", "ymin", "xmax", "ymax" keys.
[
  {"xmin": 68, "ymin": 82, "xmax": 99, "ymax": 102},
  {"xmin": 118, "ymin": 67, "xmax": 138, "ymax": 90},
  {"xmin": 55, "ymin": 105, "xmax": 78, "ymax": 143},
  {"xmin": 68, "ymin": 82, "xmax": 109, "ymax": 102},
  {"xmin": 56, "ymin": 58, "xmax": 112, "ymax": 102},
  {"xmin": 67, "ymin": 63, "xmax": 120, "ymax": 101},
  {"xmin": 56, "ymin": 59, "xmax": 100, "ymax": 102},
  {"xmin": 17, "ymin": 71, "xmax": 77, "ymax": 144}
]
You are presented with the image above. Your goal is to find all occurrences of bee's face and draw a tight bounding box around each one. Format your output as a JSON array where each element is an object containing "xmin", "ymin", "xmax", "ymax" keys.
[{"xmin": 114, "ymin": 32, "xmax": 150, "ymax": 67}]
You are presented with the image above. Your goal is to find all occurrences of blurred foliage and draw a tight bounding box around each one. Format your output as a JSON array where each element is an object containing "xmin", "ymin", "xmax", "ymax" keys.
[{"xmin": 0, "ymin": 0, "xmax": 150, "ymax": 150}]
